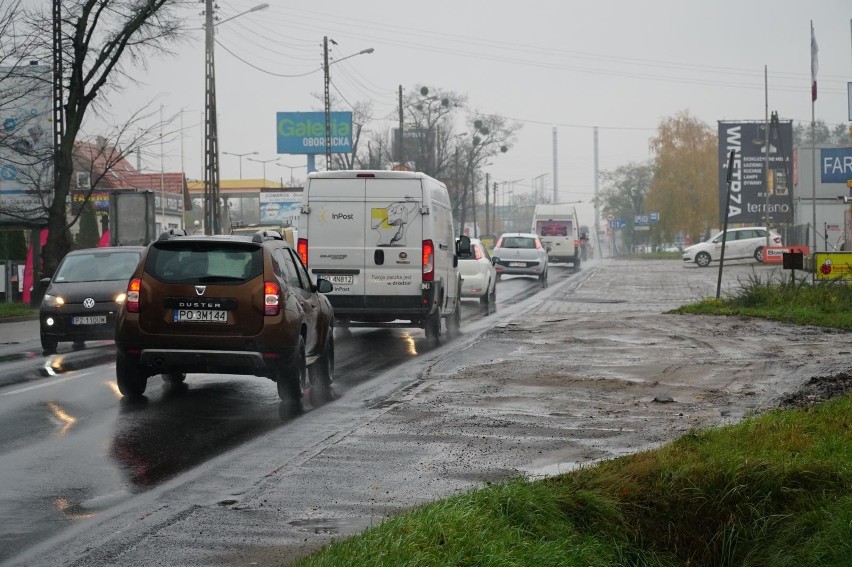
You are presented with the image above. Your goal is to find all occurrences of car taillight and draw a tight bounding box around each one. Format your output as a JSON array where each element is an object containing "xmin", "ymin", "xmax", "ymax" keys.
[
  {"xmin": 574, "ymin": 239, "xmax": 579, "ymax": 249},
  {"xmin": 474, "ymin": 244, "xmax": 482, "ymax": 260},
  {"xmin": 535, "ymin": 238, "xmax": 542, "ymax": 250},
  {"xmin": 297, "ymin": 238, "xmax": 308, "ymax": 267},
  {"xmin": 495, "ymin": 237, "xmax": 503, "ymax": 248},
  {"xmin": 773, "ymin": 236, "xmax": 781, "ymax": 244},
  {"xmin": 126, "ymin": 278, "xmax": 141, "ymax": 313},
  {"xmin": 422, "ymin": 239, "xmax": 435, "ymax": 282},
  {"xmin": 264, "ymin": 281, "xmax": 281, "ymax": 316}
]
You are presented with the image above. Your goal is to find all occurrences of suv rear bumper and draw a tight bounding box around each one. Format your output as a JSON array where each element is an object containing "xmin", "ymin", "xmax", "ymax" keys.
[{"xmin": 137, "ymin": 348, "xmax": 297, "ymax": 376}]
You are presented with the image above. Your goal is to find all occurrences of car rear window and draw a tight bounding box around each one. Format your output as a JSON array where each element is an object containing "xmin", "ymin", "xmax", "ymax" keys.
[
  {"xmin": 147, "ymin": 242, "xmax": 263, "ymax": 284},
  {"xmin": 500, "ymin": 237, "xmax": 536, "ymax": 249},
  {"xmin": 54, "ymin": 251, "xmax": 142, "ymax": 283}
]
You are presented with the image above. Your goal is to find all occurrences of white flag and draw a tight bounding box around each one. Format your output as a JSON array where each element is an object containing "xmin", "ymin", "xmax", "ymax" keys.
[{"xmin": 811, "ymin": 23, "xmax": 818, "ymax": 102}]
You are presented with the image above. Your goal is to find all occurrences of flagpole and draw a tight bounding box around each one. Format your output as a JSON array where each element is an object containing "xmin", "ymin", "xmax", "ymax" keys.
[{"xmin": 811, "ymin": 20, "xmax": 817, "ymax": 263}]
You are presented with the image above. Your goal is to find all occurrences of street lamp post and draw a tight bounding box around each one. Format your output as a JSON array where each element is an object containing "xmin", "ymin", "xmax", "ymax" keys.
[
  {"xmin": 323, "ymin": 38, "xmax": 374, "ymax": 170},
  {"xmin": 277, "ymin": 163, "xmax": 307, "ymax": 187},
  {"xmin": 204, "ymin": 1, "xmax": 269, "ymax": 234},
  {"xmin": 247, "ymin": 157, "xmax": 279, "ymax": 183},
  {"xmin": 223, "ymin": 151, "xmax": 258, "ymax": 179}
]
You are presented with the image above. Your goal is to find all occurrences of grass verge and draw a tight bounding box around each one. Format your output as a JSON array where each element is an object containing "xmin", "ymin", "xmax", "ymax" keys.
[
  {"xmin": 671, "ymin": 273, "xmax": 852, "ymax": 330},
  {"xmin": 0, "ymin": 302, "xmax": 37, "ymax": 319},
  {"xmin": 295, "ymin": 397, "xmax": 851, "ymax": 566}
]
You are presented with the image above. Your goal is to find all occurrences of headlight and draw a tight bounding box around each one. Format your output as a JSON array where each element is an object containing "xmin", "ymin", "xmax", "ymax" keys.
[{"xmin": 42, "ymin": 294, "xmax": 65, "ymax": 308}]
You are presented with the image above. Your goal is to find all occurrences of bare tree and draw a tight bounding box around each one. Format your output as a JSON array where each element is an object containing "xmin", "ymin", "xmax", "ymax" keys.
[{"xmin": 15, "ymin": 0, "xmax": 187, "ymax": 275}]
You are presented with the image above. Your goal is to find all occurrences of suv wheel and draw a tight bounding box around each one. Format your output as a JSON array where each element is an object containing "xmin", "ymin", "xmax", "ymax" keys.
[
  {"xmin": 41, "ymin": 334, "xmax": 58, "ymax": 355},
  {"xmin": 695, "ymin": 251, "xmax": 711, "ymax": 267},
  {"xmin": 276, "ymin": 335, "xmax": 306, "ymax": 411},
  {"xmin": 116, "ymin": 353, "xmax": 148, "ymax": 398},
  {"xmin": 309, "ymin": 327, "xmax": 334, "ymax": 407}
]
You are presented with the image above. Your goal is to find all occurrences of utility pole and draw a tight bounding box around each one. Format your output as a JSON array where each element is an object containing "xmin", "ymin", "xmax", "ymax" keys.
[
  {"xmin": 763, "ymin": 65, "xmax": 771, "ymax": 247},
  {"xmin": 323, "ymin": 36, "xmax": 331, "ymax": 170},
  {"xmin": 594, "ymin": 127, "xmax": 602, "ymax": 258},
  {"xmin": 203, "ymin": 0, "xmax": 220, "ymax": 234},
  {"xmin": 493, "ymin": 181, "xmax": 498, "ymax": 234},
  {"xmin": 398, "ymin": 85, "xmax": 404, "ymax": 166},
  {"xmin": 485, "ymin": 172, "xmax": 490, "ymax": 234},
  {"xmin": 552, "ymin": 126, "xmax": 558, "ymax": 203}
]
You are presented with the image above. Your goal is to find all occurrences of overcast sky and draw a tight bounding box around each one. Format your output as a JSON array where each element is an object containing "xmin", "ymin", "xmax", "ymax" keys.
[{"xmin": 86, "ymin": 0, "xmax": 852, "ymax": 227}]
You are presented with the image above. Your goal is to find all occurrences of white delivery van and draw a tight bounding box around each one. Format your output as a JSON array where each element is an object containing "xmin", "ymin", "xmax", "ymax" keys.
[
  {"xmin": 297, "ymin": 170, "xmax": 469, "ymax": 338},
  {"xmin": 531, "ymin": 204, "xmax": 581, "ymax": 270}
]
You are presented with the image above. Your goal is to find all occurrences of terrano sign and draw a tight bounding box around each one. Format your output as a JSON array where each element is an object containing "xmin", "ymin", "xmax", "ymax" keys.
[
  {"xmin": 717, "ymin": 121, "xmax": 794, "ymax": 225},
  {"xmin": 276, "ymin": 112, "xmax": 353, "ymax": 155}
]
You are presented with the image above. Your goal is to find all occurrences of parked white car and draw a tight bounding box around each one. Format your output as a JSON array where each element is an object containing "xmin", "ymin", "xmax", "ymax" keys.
[
  {"xmin": 458, "ymin": 237, "xmax": 497, "ymax": 308},
  {"xmin": 683, "ymin": 227, "xmax": 782, "ymax": 267}
]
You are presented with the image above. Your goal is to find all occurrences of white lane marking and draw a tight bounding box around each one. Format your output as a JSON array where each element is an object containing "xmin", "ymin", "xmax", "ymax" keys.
[{"xmin": 1, "ymin": 371, "xmax": 98, "ymax": 396}]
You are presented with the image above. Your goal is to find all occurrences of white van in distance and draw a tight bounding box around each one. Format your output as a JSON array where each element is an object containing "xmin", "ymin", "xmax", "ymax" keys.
[
  {"xmin": 531, "ymin": 204, "xmax": 582, "ymax": 270},
  {"xmin": 296, "ymin": 170, "xmax": 469, "ymax": 339}
]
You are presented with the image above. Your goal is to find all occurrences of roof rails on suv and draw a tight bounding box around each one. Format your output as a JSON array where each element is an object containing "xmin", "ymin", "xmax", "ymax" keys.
[{"xmin": 157, "ymin": 228, "xmax": 188, "ymax": 241}]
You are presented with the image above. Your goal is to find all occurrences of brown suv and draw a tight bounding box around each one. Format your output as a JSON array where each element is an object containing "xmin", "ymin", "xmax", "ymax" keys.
[{"xmin": 114, "ymin": 229, "xmax": 335, "ymax": 408}]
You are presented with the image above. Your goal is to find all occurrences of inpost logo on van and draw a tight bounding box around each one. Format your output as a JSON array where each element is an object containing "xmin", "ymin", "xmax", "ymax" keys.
[
  {"xmin": 276, "ymin": 111, "xmax": 353, "ymax": 154},
  {"xmin": 316, "ymin": 206, "xmax": 355, "ymax": 223}
]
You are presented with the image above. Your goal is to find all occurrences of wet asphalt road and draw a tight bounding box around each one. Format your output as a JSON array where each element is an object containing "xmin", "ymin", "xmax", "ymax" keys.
[{"xmin": 0, "ymin": 267, "xmax": 565, "ymax": 564}]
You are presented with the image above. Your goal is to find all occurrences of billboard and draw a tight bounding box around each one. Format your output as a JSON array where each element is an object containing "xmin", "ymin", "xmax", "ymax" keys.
[
  {"xmin": 259, "ymin": 190, "xmax": 301, "ymax": 225},
  {"xmin": 718, "ymin": 121, "xmax": 794, "ymax": 225},
  {"xmin": 276, "ymin": 112, "xmax": 352, "ymax": 155},
  {"xmin": 0, "ymin": 64, "xmax": 53, "ymax": 225},
  {"xmin": 819, "ymin": 147, "xmax": 852, "ymax": 184}
]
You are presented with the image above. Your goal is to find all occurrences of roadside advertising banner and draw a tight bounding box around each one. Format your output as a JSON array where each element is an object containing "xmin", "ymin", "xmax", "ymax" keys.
[
  {"xmin": 718, "ymin": 121, "xmax": 794, "ymax": 226},
  {"xmin": 0, "ymin": 65, "xmax": 53, "ymax": 225},
  {"xmin": 815, "ymin": 252, "xmax": 852, "ymax": 280},
  {"xmin": 819, "ymin": 147, "xmax": 852, "ymax": 184},
  {"xmin": 276, "ymin": 112, "xmax": 353, "ymax": 155},
  {"xmin": 762, "ymin": 245, "xmax": 809, "ymax": 264},
  {"xmin": 260, "ymin": 191, "xmax": 301, "ymax": 225}
]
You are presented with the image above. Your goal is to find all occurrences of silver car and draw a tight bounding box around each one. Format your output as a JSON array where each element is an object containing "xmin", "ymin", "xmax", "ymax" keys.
[{"xmin": 491, "ymin": 232, "xmax": 549, "ymax": 286}]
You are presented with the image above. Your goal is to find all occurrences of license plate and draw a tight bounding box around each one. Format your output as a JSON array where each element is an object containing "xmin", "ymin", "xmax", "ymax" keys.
[
  {"xmin": 509, "ymin": 262, "xmax": 526, "ymax": 267},
  {"xmin": 72, "ymin": 315, "xmax": 107, "ymax": 325},
  {"xmin": 173, "ymin": 309, "xmax": 228, "ymax": 323},
  {"xmin": 320, "ymin": 274, "xmax": 354, "ymax": 285}
]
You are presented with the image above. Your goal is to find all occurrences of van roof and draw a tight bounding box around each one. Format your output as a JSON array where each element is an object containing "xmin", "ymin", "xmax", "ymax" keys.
[{"xmin": 307, "ymin": 170, "xmax": 429, "ymax": 180}]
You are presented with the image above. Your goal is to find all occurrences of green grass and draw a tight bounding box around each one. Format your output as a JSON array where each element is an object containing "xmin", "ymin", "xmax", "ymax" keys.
[
  {"xmin": 295, "ymin": 397, "xmax": 852, "ymax": 566},
  {"xmin": 0, "ymin": 302, "xmax": 37, "ymax": 319},
  {"xmin": 671, "ymin": 273, "xmax": 852, "ymax": 329}
]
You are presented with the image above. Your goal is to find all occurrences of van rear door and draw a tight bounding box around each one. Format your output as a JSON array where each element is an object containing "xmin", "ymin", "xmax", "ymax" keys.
[
  {"xmin": 303, "ymin": 178, "xmax": 367, "ymax": 299},
  {"xmin": 363, "ymin": 178, "xmax": 423, "ymax": 306}
]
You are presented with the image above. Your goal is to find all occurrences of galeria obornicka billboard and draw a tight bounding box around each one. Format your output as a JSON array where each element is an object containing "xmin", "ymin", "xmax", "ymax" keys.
[{"xmin": 718, "ymin": 121, "xmax": 794, "ymax": 226}]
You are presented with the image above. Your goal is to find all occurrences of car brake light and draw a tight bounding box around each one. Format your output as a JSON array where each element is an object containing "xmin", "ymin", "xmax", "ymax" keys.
[
  {"xmin": 264, "ymin": 281, "xmax": 281, "ymax": 316},
  {"xmin": 495, "ymin": 237, "xmax": 503, "ymax": 248},
  {"xmin": 126, "ymin": 278, "xmax": 142, "ymax": 313},
  {"xmin": 297, "ymin": 238, "xmax": 308, "ymax": 267},
  {"xmin": 422, "ymin": 239, "xmax": 435, "ymax": 282},
  {"xmin": 535, "ymin": 238, "xmax": 542, "ymax": 250},
  {"xmin": 574, "ymin": 239, "xmax": 578, "ymax": 249},
  {"xmin": 474, "ymin": 244, "xmax": 482, "ymax": 260}
]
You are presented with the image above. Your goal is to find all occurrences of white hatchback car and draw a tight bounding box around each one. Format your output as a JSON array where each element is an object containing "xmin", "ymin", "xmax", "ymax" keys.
[
  {"xmin": 458, "ymin": 237, "xmax": 497, "ymax": 308},
  {"xmin": 492, "ymin": 232, "xmax": 549, "ymax": 286},
  {"xmin": 683, "ymin": 227, "xmax": 782, "ymax": 267}
]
